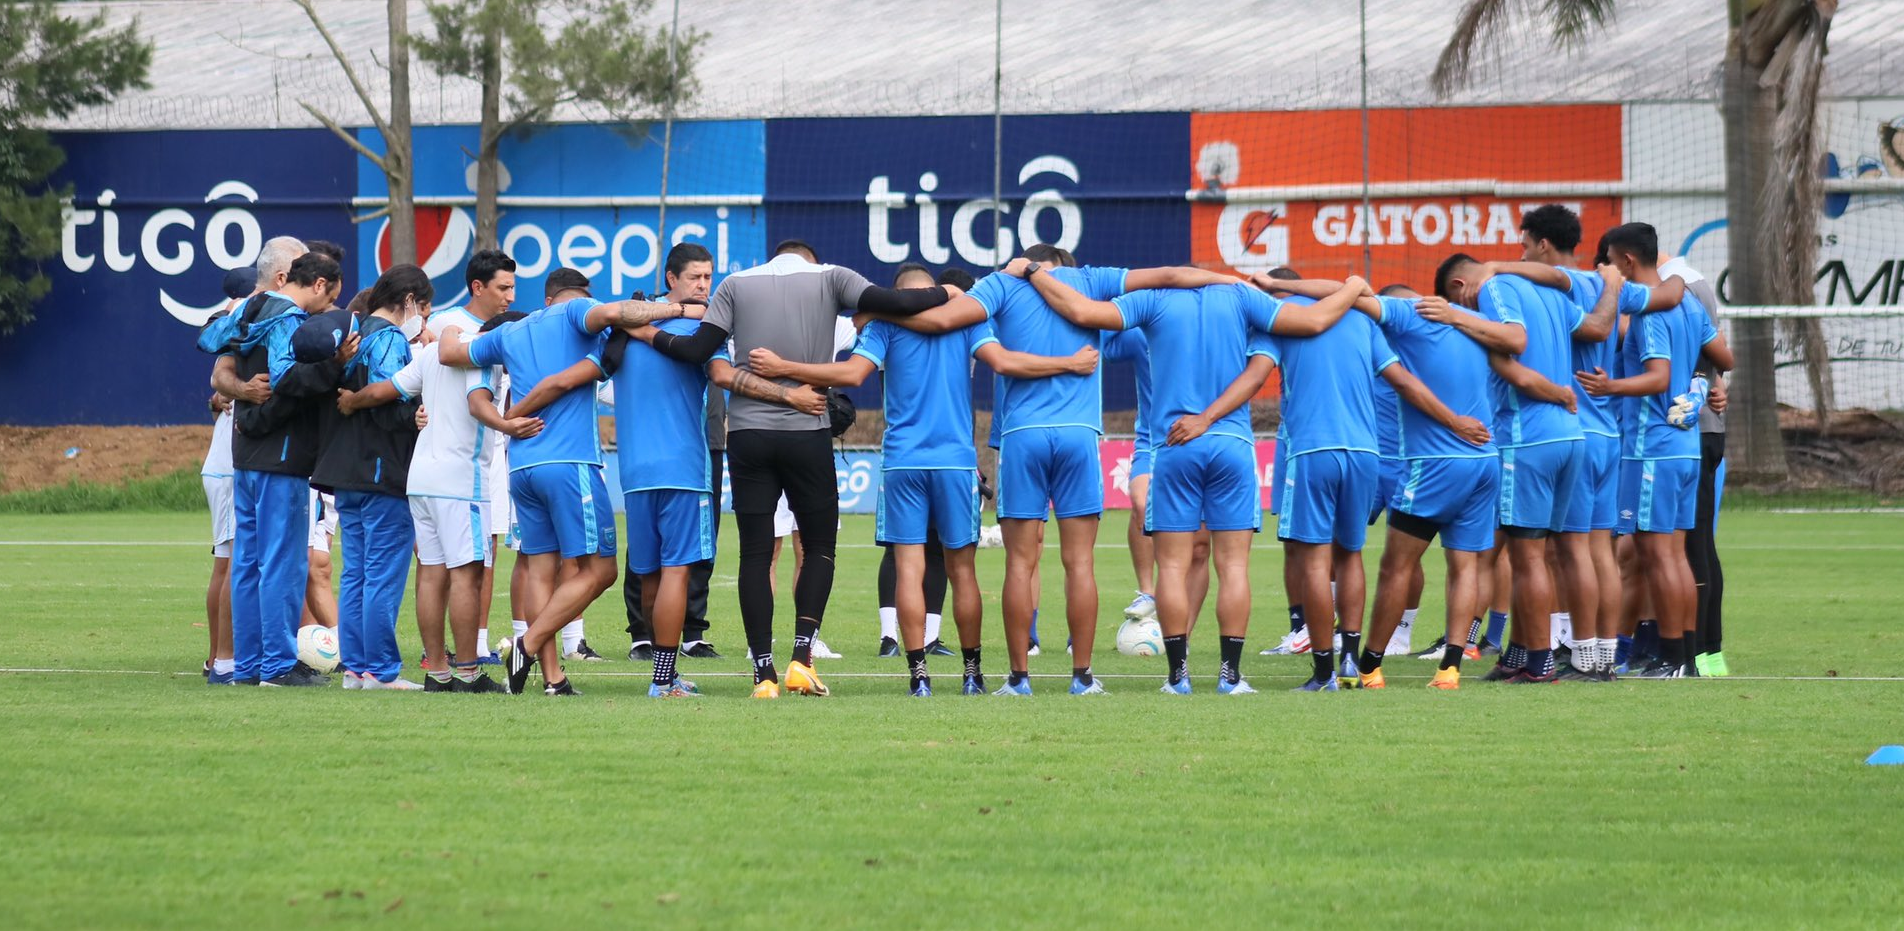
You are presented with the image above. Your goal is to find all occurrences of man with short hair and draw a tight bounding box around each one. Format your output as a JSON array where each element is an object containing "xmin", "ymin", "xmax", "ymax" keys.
[{"xmin": 1658, "ymin": 251, "xmax": 1730, "ymax": 675}]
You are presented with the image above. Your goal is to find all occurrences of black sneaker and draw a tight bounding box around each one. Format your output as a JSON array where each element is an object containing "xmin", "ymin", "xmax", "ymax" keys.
[
  {"xmin": 451, "ymin": 673, "xmax": 506, "ymax": 694},
  {"xmin": 1412, "ymin": 637, "xmax": 1449, "ymax": 660},
  {"xmin": 423, "ymin": 676, "xmax": 455, "ymax": 693},
  {"xmin": 291, "ymin": 660, "xmax": 333, "ymax": 683},
  {"xmin": 544, "ymin": 677, "xmax": 580, "ymax": 697},
  {"xmin": 261, "ymin": 666, "xmax": 329, "ymax": 687},
  {"xmin": 1635, "ymin": 659, "xmax": 1682, "ymax": 679},
  {"xmin": 878, "ymin": 636, "xmax": 899, "ymax": 658},
  {"xmin": 925, "ymin": 638, "xmax": 955, "ymax": 657},
  {"xmin": 503, "ymin": 636, "xmax": 535, "ymax": 694},
  {"xmin": 565, "ymin": 639, "xmax": 606, "ymax": 662},
  {"xmin": 628, "ymin": 641, "xmax": 654, "ymax": 662},
  {"xmin": 682, "ymin": 640, "xmax": 723, "ymax": 659},
  {"xmin": 1478, "ymin": 641, "xmax": 1503, "ymax": 657},
  {"xmin": 1554, "ymin": 663, "xmax": 1597, "ymax": 682},
  {"xmin": 1481, "ymin": 662, "xmax": 1522, "ymax": 682}
]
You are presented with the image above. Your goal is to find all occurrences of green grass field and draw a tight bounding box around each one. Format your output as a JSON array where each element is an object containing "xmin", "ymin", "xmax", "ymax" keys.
[{"xmin": 3, "ymin": 509, "xmax": 1902, "ymax": 928}]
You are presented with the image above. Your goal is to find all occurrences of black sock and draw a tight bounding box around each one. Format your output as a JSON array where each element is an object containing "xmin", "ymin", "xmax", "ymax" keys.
[
  {"xmin": 1072, "ymin": 666, "xmax": 1092, "ymax": 686},
  {"xmin": 752, "ymin": 650, "xmax": 777, "ymax": 684},
  {"xmin": 1360, "ymin": 648, "xmax": 1384, "ymax": 673},
  {"xmin": 906, "ymin": 648, "xmax": 929, "ymax": 690},
  {"xmin": 652, "ymin": 645, "xmax": 678, "ymax": 687},
  {"xmin": 1288, "ymin": 605, "xmax": 1304, "ymax": 634},
  {"xmin": 1661, "ymin": 636, "xmax": 1684, "ymax": 669},
  {"xmin": 1312, "ymin": 648, "xmax": 1334, "ymax": 682},
  {"xmin": 1340, "ymin": 631, "xmax": 1361, "ymax": 669},
  {"xmin": 962, "ymin": 647, "xmax": 982, "ymax": 679},
  {"xmin": 1163, "ymin": 634, "xmax": 1188, "ymax": 684},
  {"xmin": 791, "ymin": 619, "xmax": 819, "ymax": 666},
  {"xmin": 1466, "ymin": 617, "xmax": 1483, "ymax": 648},
  {"xmin": 1219, "ymin": 636, "xmax": 1245, "ymax": 684},
  {"xmin": 1440, "ymin": 642, "xmax": 1465, "ymax": 670},
  {"xmin": 1009, "ymin": 669, "xmax": 1028, "ymax": 686}
]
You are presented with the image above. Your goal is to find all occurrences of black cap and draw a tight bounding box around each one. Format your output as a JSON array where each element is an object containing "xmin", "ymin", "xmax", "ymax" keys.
[
  {"xmin": 480, "ymin": 310, "xmax": 529, "ymax": 333},
  {"xmin": 222, "ymin": 266, "xmax": 258, "ymax": 300}
]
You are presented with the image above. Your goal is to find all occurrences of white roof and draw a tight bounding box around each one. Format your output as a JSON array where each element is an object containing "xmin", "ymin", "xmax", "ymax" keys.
[{"xmin": 46, "ymin": 0, "xmax": 1904, "ymax": 130}]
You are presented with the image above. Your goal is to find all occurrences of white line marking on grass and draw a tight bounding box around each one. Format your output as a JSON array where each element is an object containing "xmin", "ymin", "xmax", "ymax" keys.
[{"xmin": 3, "ymin": 667, "xmax": 1890, "ymax": 684}]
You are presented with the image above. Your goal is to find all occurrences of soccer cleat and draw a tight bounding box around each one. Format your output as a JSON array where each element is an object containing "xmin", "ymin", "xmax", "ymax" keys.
[
  {"xmin": 1477, "ymin": 641, "xmax": 1503, "ymax": 657},
  {"xmin": 961, "ymin": 674, "xmax": 985, "ymax": 696},
  {"xmin": 1359, "ymin": 668, "xmax": 1387, "ymax": 690},
  {"xmin": 1704, "ymin": 652, "xmax": 1730, "ymax": 677},
  {"xmin": 1481, "ymin": 662, "xmax": 1522, "ymax": 682},
  {"xmin": 231, "ymin": 677, "xmax": 261, "ymax": 687},
  {"xmin": 1069, "ymin": 676, "xmax": 1107, "ymax": 695},
  {"xmin": 451, "ymin": 673, "xmax": 506, "ymax": 694},
  {"xmin": 681, "ymin": 640, "xmax": 723, "ymax": 659},
  {"xmin": 993, "ymin": 678, "xmax": 1032, "ymax": 697},
  {"xmin": 341, "ymin": 671, "xmax": 363, "ymax": 690},
  {"xmin": 1555, "ymin": 664, "xmax": 1598, "ymax": 683},
  {"xmin": 1216, "ymin": 678, "xmax": 1256, "ymax": 695},
  {"xmin": 1428, "ymin": 667, "xmax": 1461, "ymax": 690},
  {"xmin": 1464, "ymin": 644, "xmax": 1482, "ymax": 660},
  {"xmin": 1505, "ymin": 669, "xmax": 1558, "ymax": 685},
  {"xmin": 1634, "ymin": 660, "xmax": 1682, "ymax": 679},
  {"xmin": 1027, "ymin": 642, "xmax": 1042, "ymax": 657},
  {"xmin": 1262, "ymin": 627, "xmax": 1312, "ymax": 656},
  {"xmin": 423, "ymin": 676, "xmax": 455, "ymax": 693},
  {"xmin": 649, "ymin": 678, "xmax": 701, "ymax": 698},
  {"xmin": 909, "ymin": 681, "xmax": 933, "ymax": 698},
  {"xmin": 810, "ymin": 638, "xmax": 842, "ymax": 660},
  {"xmin": 1159, "ymin": 678, "xmax": 1193, "ymax": 695},
  {"xmin": 1294, "ymin": 674, "xmax": 1339, "ymax": 692},
  {"xmin": 628, "ymin": 641, "xmax": 654, "ymax": 662},
  {"xmin": 564, "ymin": 640, "xmax": 606, "ymax": 662},
  {"xmin": 501, "ymin": 636, "xmax": 535, "ymax": 695},
  {"xmin": 543, "ymin": 678, "xmax": 580, "ymax": 697},
  {"xmin": 206, "ymin": 668, "xmax": 235, "ymax": 686},
  {"xmin": 877, "ymin": 636, "xmax": 900, "ymax": 658},
  {"xmin": 750, "ymin": 679, "xmax": 782, "ymax": 700},
  {"xmin": 1338, "ymin": 652, "xmax": 1361, "ymax": 689},
  {"xmin": 291, "ymin": 661, "xmax": 333, "ymax": 683},
  {"xmin": 1412, "ymin": 637, "xmax": 1448, "ymax": 660},
  {"xmin": 925, "ymin": 639, "xmax": 956, "ymax": 657},
  {"xmin": 362, "ymin": 676, "xmax": 425, "ymax": 691},
  {"xmin": 261, "ymin": 666, "xmax": 329, "ymax": 687},
  {"xmin": 1123, "ymin": 591, "xmax": 1158, "ymax": 622},
  {"xmin": 784, "ymin": 661, "xmax": 830, "ymax": 697}
]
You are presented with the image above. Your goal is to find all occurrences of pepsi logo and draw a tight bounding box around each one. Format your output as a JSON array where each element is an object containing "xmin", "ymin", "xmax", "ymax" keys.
[{"xmin": 374, "ymin": 206, "xmax": 475, "ymax": 307}]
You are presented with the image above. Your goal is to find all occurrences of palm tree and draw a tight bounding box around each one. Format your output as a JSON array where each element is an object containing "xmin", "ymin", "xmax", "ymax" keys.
[{"xmin": 1432, "ymin": 0, "xmax": 1839, "ymax": 483}]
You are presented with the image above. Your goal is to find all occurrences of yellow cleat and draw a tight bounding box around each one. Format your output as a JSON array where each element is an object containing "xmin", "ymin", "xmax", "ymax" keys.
[
  {"xmin": 751, "ymin": 679, "xmax": 781, "ymax": 700},
  {"xmin": 1429, "ymin": 667, "xmax": 1461, "ymax": 690},
  {"xmin": 784, "ymin": 661, "xmax": 830, "ymax": 697},
  {"xmin": 1359, "ymin": 668, "xmax": 1386, "ymax": 690}
]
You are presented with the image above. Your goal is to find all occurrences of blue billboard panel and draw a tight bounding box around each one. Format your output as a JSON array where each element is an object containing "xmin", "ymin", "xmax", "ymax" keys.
[
  {"xmin": 355, "ymin": 121, "xmax": 766, "ymax": 310},
  {"xmin": 1, "ymin": 129, "xmax": 355, "ymax": 425},
  {"xmin": 765, "ymin": 114, "xmax": 1188, "ymax": 411}
]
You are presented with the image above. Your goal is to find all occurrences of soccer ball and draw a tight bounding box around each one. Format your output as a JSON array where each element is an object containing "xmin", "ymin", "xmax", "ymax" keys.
[
  {"xmin": 296, "ymin": 624, "xmax": 340, "ymax": 673},
  {"xmin": 1115, "ymin": 618, "xmax": 1164, "ymax": 657}
]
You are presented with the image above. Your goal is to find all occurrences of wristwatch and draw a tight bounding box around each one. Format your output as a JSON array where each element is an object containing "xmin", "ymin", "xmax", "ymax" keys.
[{"xmin": 1024, "ymin": 262, "xmax": 1043, "ymax": 277}]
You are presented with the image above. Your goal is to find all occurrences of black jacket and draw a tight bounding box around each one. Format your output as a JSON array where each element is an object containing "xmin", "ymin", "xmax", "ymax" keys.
[
  {"xmin": 307, "ymin": 315, "xmax": 420, "ymax": 498},
  {"xmin": 223, "ymin": 293, "xmax": 341, "ymax": 477}
]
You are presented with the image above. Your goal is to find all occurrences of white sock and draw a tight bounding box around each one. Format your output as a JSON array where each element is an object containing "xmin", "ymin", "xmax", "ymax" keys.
[
  {"xmin": 561, "ymin": 619, "xmax": 585, "ymax": 653},
  {"xmin": 512, "ymin": 619, "xmax": 529, "ymax": 639},
  {"xmin": 1601, "ymin": 638, "xmax": 1619, "ymax": 671},
  {"xmin": 1550, "ymin": 612, "xmax": 1571, "ymax": 650},
  {"xmin": 477, "ymin": 627, "xmax": 490, "ymax": 655},
  {"xmin": 1390, "ymin": 608, "xmax": 1417, "ymax": 651},
  {"xmin": 212, "ymin": 658, "xmax": 235, "ymax": 675},
  {"xmin": 878, "ymin": 606, "xmax": 898, "ymax": 641},
  {"xmin": 925, "ymin": 612, "xmax": 943, "ymax": 644}
]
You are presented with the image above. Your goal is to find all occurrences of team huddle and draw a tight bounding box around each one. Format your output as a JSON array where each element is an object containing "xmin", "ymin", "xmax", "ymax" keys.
[{"xmin": 191, "ymin": 201, "xmax": 1731, "ymax": 697}]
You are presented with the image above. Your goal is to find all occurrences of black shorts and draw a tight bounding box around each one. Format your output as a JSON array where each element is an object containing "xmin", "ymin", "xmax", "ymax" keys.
[{"xmin": 727, "ymin": 428, "xmax": 838, "ymax": 519}]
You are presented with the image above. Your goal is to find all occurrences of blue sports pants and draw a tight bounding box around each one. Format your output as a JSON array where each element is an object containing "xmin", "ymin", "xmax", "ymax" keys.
[
  {"xmin": 230, "ymin": 470, "xmax": 309, "ymax": 682},
  {"xmin": 335, "ymin": 490, "xmax": 415, "ymax": 682}
]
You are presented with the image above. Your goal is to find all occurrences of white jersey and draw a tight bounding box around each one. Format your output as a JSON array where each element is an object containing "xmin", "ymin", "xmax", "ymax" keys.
[
  {"xmin": 201, "ymin": 408, "xmax": 234, "ymax": 478},
  {"xmin": 393, "ymin": 308, "xmax": 503, "ymax": 501}
]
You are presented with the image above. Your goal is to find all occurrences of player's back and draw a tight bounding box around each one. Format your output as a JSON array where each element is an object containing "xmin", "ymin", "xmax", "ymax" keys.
[
  {"xmin": 1117, "ymin": 283, "xmax": 1269, "ymax": 443},
  {"xmin": 1478, "ymin": 273, "xmax": 1583, "ymax": 447},
  {"xmin": 1624, "ymin": 294, "xmax": 1716, "ymax": 461},
  {"xmin": 472, "ymin": 297, "xmax": 606, "ymax": 469},
  {"xmin": 1100, "ymin": 327, "xmax": 1154, "ymax": 451},
  {"xmin": 1269, "ymin": 311, "xmax": 1394, "ymax": 458},
  {"xmin": 1373, "ymin": 296, "xmax": 1495, "ymax": 459},
  {"xmin": 970, "ymin": 266, "xmax": 1126, "ymax": 434},
  {"xmin": 856, "ymin": 320, "xmax": 987, "ymax": 469},
  {"xmin": 613, "ymin": 317, "xmax": 717, "ymax": 491}
]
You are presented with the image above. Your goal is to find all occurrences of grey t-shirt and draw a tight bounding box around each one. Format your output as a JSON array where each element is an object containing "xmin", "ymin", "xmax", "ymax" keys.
[
  {"xmin": 705, "ymin": 254, "xmax": 872, "ymax": 432},
  {"xmin": 1661, "ymin": 256, "xmax": 1725, "ymax": 435}
]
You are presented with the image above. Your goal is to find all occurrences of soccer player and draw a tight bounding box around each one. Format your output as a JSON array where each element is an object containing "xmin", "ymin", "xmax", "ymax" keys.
[
  {"xmin": 750, "ymin": 292, "xmax": 1096, "ymax": 697},
  {"xmin": 1428, "ymin": 255, "xmax": 1597, "ymax": 683},
  {"xmin": 1577, "ymin": 223, "xmax": 1733, "ymax": 678},
  {"xmin": 439, "ymin": 273, "xmax": 701, "ymax": 696},
  {"xmin": 1658, "ymin": 251, "xmax": 1730, "ymax": 675},
  {"xmin": 630, "ymin": 240, "xmax": 954, "ymax": 698},
  {"xmin": 863, "ymin": 246, "xmax": 1235, "ymax": 695},
  {"xmin": 203, "ymin": 246, "xmax": 344, "ymax": 687}
]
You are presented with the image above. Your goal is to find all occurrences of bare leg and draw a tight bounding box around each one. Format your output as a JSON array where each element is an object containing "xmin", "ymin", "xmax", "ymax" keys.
[
  {"xmin": 1590, "ymin": 529, "xmax": 1622, "ymax": 648},
  {"xmin": 304, "ymin": 545, "xmax": 337, "ymax": 629},
  {"xmin": 1556, "ymin": 531, "xmax": 1598, "ymax": 652},
  {"xmin": 206, "ymin": 557, "xmax": 232, "ymax": 664},
  {"xmin": 1186, "ymin": 528, "xmax": 1213, "ymax": 635},
  {"xmin": 476, "ymin": 540, "xmax": 500, "ymax": 633},
  {"xmin": 1127, "ymin": 474, "xmax": 1155, "ymax": 595},
  {"xmin": 1365, "ymin": 529, "xmax": 1432, "ymax": 651},
  {"xmin": 646, "ymin": 566, "xmax": 690, "ymax": 650},
  {"xmin": 415, "ymin": 562, "xmax": 449, "ymax": 671},
  {"xmin": 1056, "ymin": 515, "xmax": 1101, "ymax": 669},
  {"xmin": 893, "ymin": 543, "xmax": 929, "ymax": 651},
  {"xmin": 1152, "ymin": 532, "xmax": 1197, "ymax": 638},
  {"xmin": 446, "ymin": 563, "xmax": 484, "ymax": 665},
  {"xmin": 1506, "ymin": 535, "xmax": 1556, "ymax": 664},
  {"xmin": 1209, "ymin": 530, "xmax": 1253, "ymax": 639},
  {"xmin": 1286, "ymin": 541, "xmax": 1335, "ymax": 679},
  {"xmin": 1000, "ymin": 518, "xmax": 1044, "ymax": 675},
  {"xmin": 523, "ymin": 554, "xmax": 617, "ymax": 683},
  {"xmin": 944, "ymin": 545, "xmax": 983, "ymax": 650},
  {"xmin": 1331, "ymin": 544, "xmax": 1366, "ymax": 635}
]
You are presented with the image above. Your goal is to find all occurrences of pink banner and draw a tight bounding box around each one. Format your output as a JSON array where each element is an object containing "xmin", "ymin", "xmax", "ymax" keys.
[{"xmin": 1098, "ymin": 439, "xmax": 1279, "ymax": 511}]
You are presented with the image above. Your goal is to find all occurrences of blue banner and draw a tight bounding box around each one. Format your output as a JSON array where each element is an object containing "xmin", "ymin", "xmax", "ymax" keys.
[
  {"xmin": 356, "ymin": 121, "xmax": 766, "ymax": 310},
  {"xmin": 2, "ymin": 129, "xmax": 355, "ymax": 425}
]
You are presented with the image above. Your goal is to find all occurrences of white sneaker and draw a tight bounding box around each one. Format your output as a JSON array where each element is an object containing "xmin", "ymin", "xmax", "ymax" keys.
[
  {"xmin": 1261, "ymin": 628, "xmax": 1311, "ymax": 655},
  {"xmin": 1027, "ymin": 643, "xmax": 1042, "ymax": 656},
  {"xmin": 1123, "ymin": 592, "xmax": 1158, "ymax": 622},
  {"xmin": 811, "ymin": 638, "xmax": 842, "ymax": 660},
  {"xmin": 361, "ymin": 676, "xmax": 423, "ymax": 691},
  {"xmin": 341, "ymin": 671, "xmax": 363, "ymax": 690}
]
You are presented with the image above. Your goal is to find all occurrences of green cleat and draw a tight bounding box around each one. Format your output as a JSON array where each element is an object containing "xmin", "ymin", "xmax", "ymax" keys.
[
  {"xmin": 1694, "ymin": 653, "xmax": 1711, "ymax": 677},
  {"xmin": 1705, "ymin": 652, "xmax": 1730, "ymax": 677}
]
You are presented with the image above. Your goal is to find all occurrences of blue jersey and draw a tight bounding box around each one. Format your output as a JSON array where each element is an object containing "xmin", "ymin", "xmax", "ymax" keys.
[
  {"xmin": 1621, "ymin": 293, "xmax": 1719, "ymax": 461},
  {"xmin": 467, "ymin": 296, "xmax": 609, "ymax": 470},
  {"xmin": 1372, "ymin": 296, "xmax": 1497, "ymax": 460},
  {"xmin": 1100, "ymin": 328, "xmax": 1154, "ymax": 452},
  {"xmin": 1477, "ymin": 274, "xmax": 1585, "ymax": 448},
  {"xmin": 854, "ymin": 319, "xmax": 997, "ymax": 470},
  {"xmin": 1373, "ymin": 379, "xmax": 1400, "ymax": 458},
  {"xmin": 969, "ymin": 266, "xmax": 1127, "ymax": 435},
  {"xmin": 1264, "ymin": 311, "xmax": 1397, "ymax": 459},
  {"xmin": 612, "ymin": 317, "xmax": 726, "ymax": 492},
  {"xmin": 1114, "ymin": 283, "xmax": 1281, "ymax": 446},
  {"xmin": 1562, "ymin": 268, "xmax": 1653, "ymax": 438}
]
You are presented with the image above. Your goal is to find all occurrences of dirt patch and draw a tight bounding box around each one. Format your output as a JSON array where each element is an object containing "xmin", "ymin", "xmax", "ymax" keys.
[{"xmin": 0, "ymin": 425, "xmax": 214, "ymax": 494}]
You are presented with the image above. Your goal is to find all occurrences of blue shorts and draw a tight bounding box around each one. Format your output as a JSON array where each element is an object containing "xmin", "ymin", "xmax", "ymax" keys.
[
  {"xmin": 510, "ymin": 463, "xmax": 617, "ymax": 559},
  {"xmin": 1129, "ymin": 446, "xmax": 1154, "ymax": 480},
  {"xmin": 877, "ymin": 469, "xmax": 982, "ymax": 548},
  {"xmin": 1497, "ymin": 440, "xmax": 1583, "ymax": 533},
  {"xmin": 1269, "ymin": 440, "xmax": 1288, "ymax": 515},
  {"xmin": 1369, "ymin": 456, "xmax": 1406, "ymax": 524},
  {"xmin": 623, "ymin": 488, "xmax": 715, "ymax": 575},
  {"xmin": 1562, "ymin": 433, "xmax": 1621, "ymax": 533},
  {"xmin": 1277, "ymin": 450, "xmax": 1378, "ymax": 550},
  {"xmin": 1619, "ymin": 457, "xmax": 1698, "ymax": 534},
  {"xmin": 1147, "ymin": 436, "xmax": 1260, "ymax": 534},
  {"xmin": 997, "ymin": 426, "xmax": 1102, "ymax": 520},
  {"xmin": 1388, "ymin": 456, "xmax": 1501, "ymax": 552}
]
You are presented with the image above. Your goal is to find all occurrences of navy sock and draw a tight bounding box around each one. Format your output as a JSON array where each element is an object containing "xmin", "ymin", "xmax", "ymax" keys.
[
  {"xmin": 1072, "ymin": 666, "xmax": 1092, "ymax": 686},
  {"xmin": 1288, "ymin": 605, "xmax": 1304, "ymax": 634},
  {"xmin": 1163, "ymin": 635, "xmax": 1188, "ymax": 684},
  {"xmin": 1527, "ymin": 648, "xmax": 1556, "ymax": 677},
  {"xmin": 652, "ymin": 645, "xmax": 678, "ymax": 687},
  {"xmin": 1503, "ymin": 643, "xmax": 1528, "ymax": 670},
  {"xmin": 1219, "ymin": 636, "xmax": 1245, "ymax": 684}
]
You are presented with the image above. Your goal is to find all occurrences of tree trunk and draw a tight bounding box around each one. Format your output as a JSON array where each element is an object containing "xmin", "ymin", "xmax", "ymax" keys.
[
  {"xmin": 475, "ymin": 19, "xmax": 502, "ymax": 251},
  {"xmin": 384, "ymin": 0, "xmax": 417, "ymax": 266},
  {"xmin": 1722, "ymin": 21, "xmax": 1788, "ymax": 481}
]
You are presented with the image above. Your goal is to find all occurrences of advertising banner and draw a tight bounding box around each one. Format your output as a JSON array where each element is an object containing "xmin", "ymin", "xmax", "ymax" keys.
[{"xmin": 1100, "ymin": 439, "xmax": 1278, "ymax": 511}]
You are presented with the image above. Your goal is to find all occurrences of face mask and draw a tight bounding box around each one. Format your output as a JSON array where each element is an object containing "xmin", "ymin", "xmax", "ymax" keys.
[{"xmin": 400, "ymin": 315, "xmax": 424, "ymax": 341}]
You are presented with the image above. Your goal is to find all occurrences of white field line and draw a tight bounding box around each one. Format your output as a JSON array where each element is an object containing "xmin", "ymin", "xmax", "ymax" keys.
[{"xmin": 0, "ymin": 668, "xmax": 1899, "ymax": 683}]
